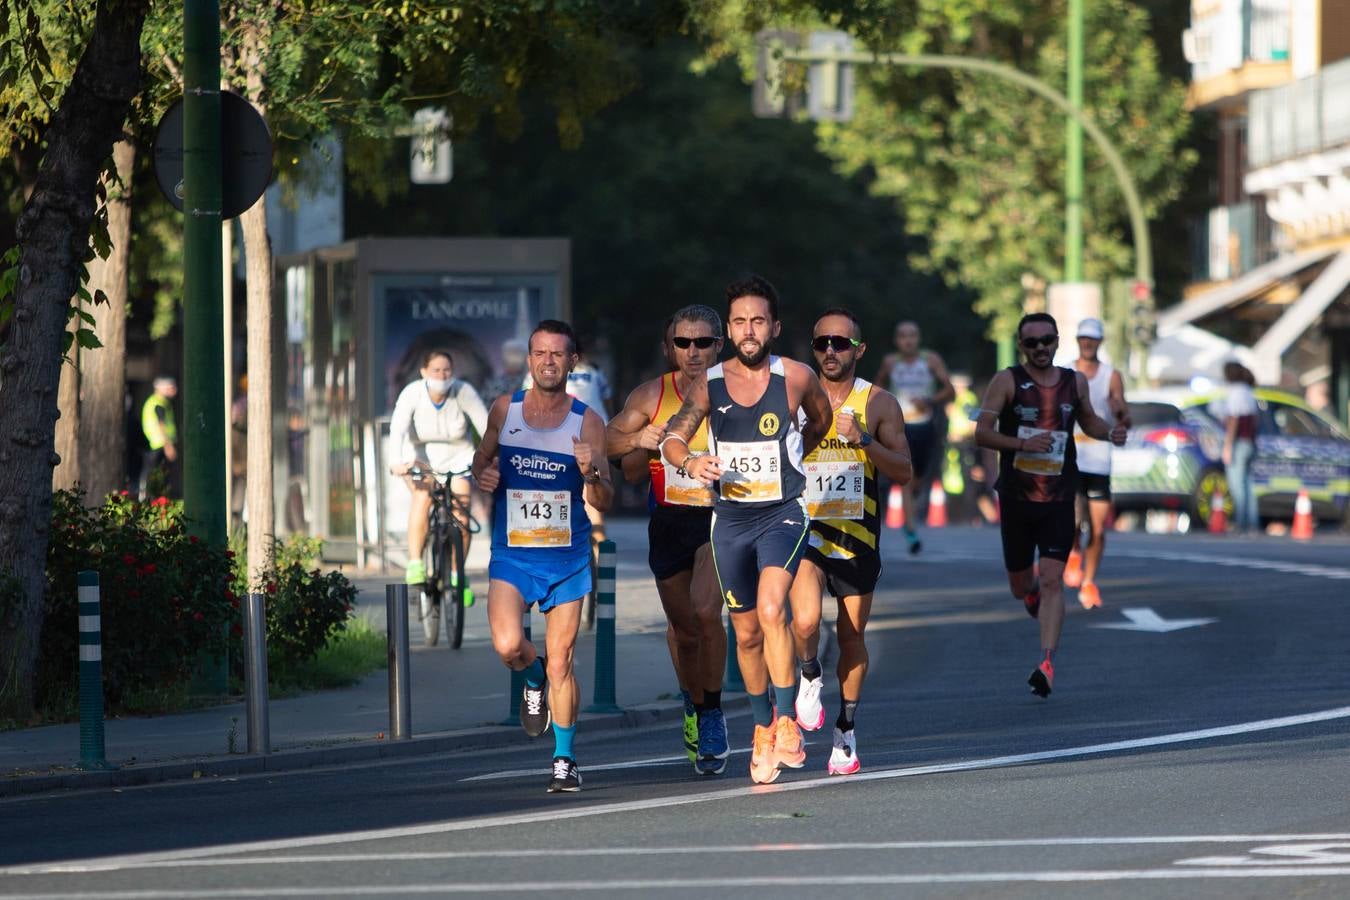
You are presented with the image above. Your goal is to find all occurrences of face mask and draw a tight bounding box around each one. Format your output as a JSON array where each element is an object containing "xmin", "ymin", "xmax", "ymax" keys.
[{"xmin": 425, "ymin": 378, "xmax": 452, "ymax": 394}]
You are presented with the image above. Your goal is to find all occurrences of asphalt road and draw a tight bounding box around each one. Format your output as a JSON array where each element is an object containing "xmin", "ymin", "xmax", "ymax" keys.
[{"xmin": 3, "ymin": 526, "xmax": 1350, "ymax": 899}]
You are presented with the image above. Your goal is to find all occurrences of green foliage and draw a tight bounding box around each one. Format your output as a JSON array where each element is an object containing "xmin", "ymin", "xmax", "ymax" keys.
[
  {"xmin": 39, "ymin": 490, "xmax": 237, "ymax": 712},
  {"xmin": 268, "ymin": 618, "xmax": 385, "ymax": 694},
  {"xmin": 695, "ymin": 0, "xmax": 1195, "ymax": 336}
]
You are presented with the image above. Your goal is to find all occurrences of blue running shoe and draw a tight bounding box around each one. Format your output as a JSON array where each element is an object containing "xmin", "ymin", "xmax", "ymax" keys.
[{"xmin": 695, "ymin": 708, "xmax": 730, "ymax": 776}]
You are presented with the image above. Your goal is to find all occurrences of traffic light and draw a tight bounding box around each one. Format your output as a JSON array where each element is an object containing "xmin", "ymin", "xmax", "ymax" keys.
[
  {"xmin": 753, "ymin": 30, "xmax": 802, "ymax": 118},
  {"xmin": 1130, "ymin": 280, "xmax": 1156, "ymax": 344},
  {"xmin": 806, "ymin": 31, "xmax": 855, "ymax": 122}
]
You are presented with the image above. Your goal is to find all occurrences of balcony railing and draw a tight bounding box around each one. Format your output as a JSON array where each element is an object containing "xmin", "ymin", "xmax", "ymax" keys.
[
  {"xmin": 1249, "ymin": 56, "xmax": 1350, "ymax": 167},
  {"xmin": 1190, "ymin": 199, "xmax": 1277, "ymax": 282},
  {"xmin": 1185, "ymin": 0, "xmax": 1290, "ymax": 83}
]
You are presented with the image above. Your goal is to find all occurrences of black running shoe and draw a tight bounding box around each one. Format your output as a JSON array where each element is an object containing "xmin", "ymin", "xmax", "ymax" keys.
[
  {"xmin": 520, "ymin": 663, "xmax": 551, "ymax": 737},
  {"xmin": 547, "ymin": 756, "xmax": 582, "ymax": 793},
  {"xmin": 1028, "ymin": 659, "xmax": 1054, "ymax": 697}
]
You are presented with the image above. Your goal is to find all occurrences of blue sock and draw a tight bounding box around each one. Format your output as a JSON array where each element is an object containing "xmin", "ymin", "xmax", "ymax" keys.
[
  {"xmin": 523, "ymin": 657, "xmax": 545, "ymax": 688},
  {"xmin": 553, "ymin": 723, "xmax": 576, "ymax": 760},
  {"xmin": 748, "ymin": 691, "xmax": 774, "ymax": 727},
  {"xmin": 773, "ymin": 684, "xmax": 796, "ymax": 720}
]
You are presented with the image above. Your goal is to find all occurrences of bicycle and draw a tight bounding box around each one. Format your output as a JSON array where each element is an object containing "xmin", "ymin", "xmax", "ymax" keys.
[{"xmin": 409, "ymin": 466, "xmax": 480, "ymax": 649}]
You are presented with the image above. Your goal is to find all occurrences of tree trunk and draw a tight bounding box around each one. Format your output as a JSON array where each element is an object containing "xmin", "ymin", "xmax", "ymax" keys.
[
  {"xmin": 78, "ymin": 139, "xmax": 136, "ymax": 506},
  {"xmin": 239, "ymin": 23, "xmax": 274, "ymax": 588},
  {"xmin": 52, "ymin": 335, "xmax": 81, "ymax": 492},
  {"xmin": 0, "ymin": 0, "xmax": 148, "ymax": 719}
]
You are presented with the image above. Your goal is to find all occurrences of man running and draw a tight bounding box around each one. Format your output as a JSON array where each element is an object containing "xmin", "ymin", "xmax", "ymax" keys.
[
  {"xmin": 472, "ymin": 320, "xmax": 613, "ymax": 793},
  {"xmin": 1062, "ymin": 318, "xmax": 1130, "ymax": 609},
  {"xmin": 974, "ymin": 313, "xmax": 1127, "ymax": 697},
  {"xmin": 606, "ymin": 305, "xmax": 730, "ymax": 775},
  {"xmin": 788, "ymin": 308, "xmax": 912, "ymax": 775},
  {"xmin": 660, "ymin": 275, "xmax": 832, "ymax": 783},
  {"xmin": 874, "ymin": 321, "xmax": 954, "ymax": 554}
]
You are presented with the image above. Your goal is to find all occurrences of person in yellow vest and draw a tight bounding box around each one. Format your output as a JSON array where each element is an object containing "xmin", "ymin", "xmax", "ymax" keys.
[
  {"xmin": 139, "ymin": 376, "xmax": 178, "ymax": 499},
  {"xmin": 945, "ymin": 373, "xmax": 979, "ymax": 522},
  {"xmin": 606, "ymin": 305, "xmax": 729, "ymax": 775},
  {"xmin": 789, "ymin": 308, "xmax": 913, "ymax": 775}
]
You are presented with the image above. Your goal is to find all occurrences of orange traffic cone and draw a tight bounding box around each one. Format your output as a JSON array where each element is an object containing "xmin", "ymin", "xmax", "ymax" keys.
[
  {"xmin": 1207, "ymin": 489, "xmax": 1227, "ymax": 534},
  {"xmin": 885, "ymin": 483, "xmax": 905, "ymax": 529},
  {"xmin": 1291, "ymin": 489, "xmax": 1314, "ymax": 541},
  {"xmin": 926, "ymin": 481, "xmax": 948, "ymax": 528}
]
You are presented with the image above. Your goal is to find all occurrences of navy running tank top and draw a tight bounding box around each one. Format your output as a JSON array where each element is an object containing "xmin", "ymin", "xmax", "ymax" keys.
[{"xmin": 706, "ymin": 356, "xmax": 806, "ymax": 509}]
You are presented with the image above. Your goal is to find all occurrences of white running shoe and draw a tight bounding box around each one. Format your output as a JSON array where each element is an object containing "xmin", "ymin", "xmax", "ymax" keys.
[
  {"xmin": 828, "ymin": 727, "xmax": 860, "ymax": 776},
  {"xmin": 795, "ymin": 675, "xmax": 825, "ymax": 731}
]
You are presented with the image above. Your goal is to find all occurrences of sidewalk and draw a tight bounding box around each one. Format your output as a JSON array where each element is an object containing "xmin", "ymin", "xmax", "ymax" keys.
[{"xmin": 1, "ymin": 519, "xmax": 721, "ymax": 797}]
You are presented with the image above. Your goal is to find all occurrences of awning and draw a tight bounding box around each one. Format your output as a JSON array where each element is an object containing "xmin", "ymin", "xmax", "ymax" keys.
[
  {"xmin": 1157, "ymin": 246, "xmax": 1337, "ymax": 332},
  {"xmin": 1252, "ymin": 250, "xmax": 1350, "ymax": 360},
  {"xmin": 1146, "ymin": 324, "xmax": 1257, "ymax": 384}
]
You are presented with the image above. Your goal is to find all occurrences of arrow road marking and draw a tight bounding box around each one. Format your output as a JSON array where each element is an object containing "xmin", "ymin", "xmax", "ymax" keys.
[{"xmin": 1092, "ymin": 607, "xmax": 1217, "ymax": 633}]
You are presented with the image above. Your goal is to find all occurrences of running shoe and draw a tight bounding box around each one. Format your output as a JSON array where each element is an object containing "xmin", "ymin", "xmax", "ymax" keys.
[
  {"xmin": 772, "ymin": 715, "xmax": 806, "ymax": 769},
  {"xmin": 750, "ymin": 723, "xmax": 779, "ymax": 784},
  {"xmin": 448, "ymin": 571, "xmax": 475, "ymax": 608},
  {"xmin": 520, "ymin": 662, "xmax": 551, "ymax": 737},
  {"xmin": 828, "ymin": 727, "xmax": 860, "ymax": 776},
  {"xmin": 904, "ymin": 528, "xmax": 922, "ymax": 555},
  {"xmin": 1078, "ymin": 582, "xmax": 1102, "ymax": 610},
  {"xmin": 1028, "ymin": 659, "xmax": 1054, "ymax": 698},
  {"xmin": 696, "ymin": 708, "xmax": 730, "ymax": 776},
  {"xmin": 404, "ymin": 559, "xmax": 426, "ymax": 586},
  {"xmin": 795, "ymin": 675, "xmax": 825, "ymax": 731},
  {"xmin": 547, "ymin": 756, "xmax": 582, "ymax": 793},
  {"xmin": 1023, "ymin": 587, "xmax": 1041, "ymax": 619},
  {"xmin": 1062, "ymin": 550, "xmax": 1083, "ymax": 589},
  {"xmin": 682, "ymin": 706, "xmax": 698, "ymax": 764}
]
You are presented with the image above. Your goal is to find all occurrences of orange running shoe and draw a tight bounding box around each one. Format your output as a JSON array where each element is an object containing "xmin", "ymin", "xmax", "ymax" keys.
[
  {"xmin": 772, "ymin": 715, "xmax": 806, "ymax": 770},
  {"xmin": 1028, "ymin": 659, "xmax": 1054, "ymax": 697},
  {"xmin": 1063, "ymin": 550, "xmax": 1083, "ymax": 588},
  {"xmin": 1078, "ymin": 582, "xmax": 1102, "ymax": 609},
  {"xmin": 750, "ymin": 724, "xmax": 779, "ymax": 784}
]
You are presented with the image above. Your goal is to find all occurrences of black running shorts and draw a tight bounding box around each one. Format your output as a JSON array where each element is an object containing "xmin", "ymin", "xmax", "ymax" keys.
[
  {"xmin": 647, "ymin": 505, "xmax": 713, "ymax": 581},
  {"xmin": 710, "ymin": 498, "xmax": 809, "ymax": 613},
  {"xmin": 903, "ymin": 421, "xmax": 934, "ymax": 479},
  {"xmin": 998, "ymin": 497, "xmax": 1076, "ymax": 571},
  {"xmin": 1078, "ymin": 472, "xmax": 1112, "ymax": 502},
  {"xmin": 803, "ymin": 546, "xmax": 882, "ymax": 598}
]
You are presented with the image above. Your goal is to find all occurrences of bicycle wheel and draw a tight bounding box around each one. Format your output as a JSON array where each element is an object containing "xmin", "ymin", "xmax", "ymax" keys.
[
  {"xmin": 421, "ymin": 535, "xmax": 444, "ymax": 647},
  {"xmin": 445, "ymin": 526, "xmax": 466, "ymax": 650}
]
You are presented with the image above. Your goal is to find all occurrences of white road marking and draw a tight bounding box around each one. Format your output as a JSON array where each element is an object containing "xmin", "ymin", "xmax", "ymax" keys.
[
  {"xmin": 1112, "ymin": 549, "xmax": 1350, "ymax": 581},
  {"xmin": 1092, "ymin": 607, "xmax": 1218, "ymax": 633},
  {"xmin": 460, "ymin": 747, "xmax": 755, "ymax": 781},
  {"xmin": 8, "ymin": 703, "xmax": 1349, "ymax": 876},
  {"xmin": 11, "ymin": 868, "xmax": 1350, "ymax": 896},
  {"xmin": 1179, "ymin": 842, "xmax": 1350, "ymax": 866}
]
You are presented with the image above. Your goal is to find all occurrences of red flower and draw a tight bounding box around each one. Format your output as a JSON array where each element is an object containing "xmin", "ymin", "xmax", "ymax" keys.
[
  {"xmin": 230, "ymin": 599, "xmax": 240, "ymax": 610},
  {"xmin": 193, "ymin": 612, "xmax": 204, "ymax": 622},
  {"xmin": 224, "ymin": 550, "xmax": 235, "ymax": 559},
  {"xmin": 189, "ymin": 535, "xmax": 200, "ymax": 545},
  {"xmin": 230, "ymin": 623, "xmax": 243, "ymax": 637},
  {"xmin": 127, "ymin": 589, "xmax": 140, "ymax": 599},
  {"xmin": 140, "ymin": 563, "xmax": 157, "ymax": 576},
  {"xmin": 265, "ymin": 582, "xmax": 277, "ymax": 595},
  {"xmin": 121, "ymin": 553, "xmax": 137, "ymax": 566},
  {"xmin": 151, "ymin": 496, "xmax": 170, "ymax": 508}
]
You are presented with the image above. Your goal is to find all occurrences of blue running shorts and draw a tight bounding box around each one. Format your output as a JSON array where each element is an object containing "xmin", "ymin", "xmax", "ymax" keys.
[
  {"xmin": 489, "ymin": 555, "xmax": 592, "ymax": 613},
  {"xmin": 709, "ymin": 497, "xmax": 809, "ymax": 613}
]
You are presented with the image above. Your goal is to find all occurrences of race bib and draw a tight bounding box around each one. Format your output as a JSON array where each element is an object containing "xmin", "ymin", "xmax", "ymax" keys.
[
  {"xmin": 661, "ymin": 461, "xmax": 716, "ymax": 508},
  {"xmin": 506, "ymin": 489, "xmax": 572, "ymax": 547},
  {"xmin": 718, "ymin": 439, "xmax": 783, "ymax": 503},
  {"xmin": 1013, "ymin": 427, "xmax": 1068, "ymax": 476},
  {"xmin": 803, "ymin": 460, "xmax": 865, "ymax": 520}
]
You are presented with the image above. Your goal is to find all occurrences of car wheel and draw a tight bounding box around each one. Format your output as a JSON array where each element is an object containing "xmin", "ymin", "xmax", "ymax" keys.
[{"xmin": 1191, "ymin": 467, "xmax": 1233, "ymax": 523}]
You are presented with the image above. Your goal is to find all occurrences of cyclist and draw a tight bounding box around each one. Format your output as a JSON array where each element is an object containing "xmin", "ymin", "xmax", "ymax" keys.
[
  {"xmin": 789, "ymin": 308, "xmax": 912, "ymax": 775},
  {"xmin": 606, "ymin": 305, "xmax": 729, "ymax": 775},
  {"xmin": 388, "ymin": 349, "xmax": 489, "ymax": 592},
  {"xmin": 473, "ymin": 320, "xmax": 613, "ymax": 793}
]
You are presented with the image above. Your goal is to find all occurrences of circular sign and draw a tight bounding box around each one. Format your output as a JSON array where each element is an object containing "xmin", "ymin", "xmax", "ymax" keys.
[{"xmin": 153, "ymin": 90, "xmax": 273, "ymax": 220}]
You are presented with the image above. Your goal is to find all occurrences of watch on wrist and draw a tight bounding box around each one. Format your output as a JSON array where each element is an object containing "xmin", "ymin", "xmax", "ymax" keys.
[{"xmin": 857, "ymin": 431, "xmax": 873, "ymax": 448}]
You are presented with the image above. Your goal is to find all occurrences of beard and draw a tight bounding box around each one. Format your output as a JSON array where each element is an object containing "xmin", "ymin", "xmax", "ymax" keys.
[{"xmin": 734, "ymin": 337, "xmax": 772, "ymax": 367}]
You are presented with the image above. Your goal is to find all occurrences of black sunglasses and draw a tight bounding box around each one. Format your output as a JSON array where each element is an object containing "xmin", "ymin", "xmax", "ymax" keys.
[
  {"xmin": 672, "ymin": 336, "xmax": 719, "ymax": 349},
  {"xmin": 1019, "ymin": 334, "xmax": 1059, "ymax": 349},
  {"xmin": 812, "ymin": 335, "xmax": 861, "ymax": 353}
]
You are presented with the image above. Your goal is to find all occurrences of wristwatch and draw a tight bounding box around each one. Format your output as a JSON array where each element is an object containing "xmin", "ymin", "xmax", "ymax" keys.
[
  {"xmin": 857, "ymin": 432, "xmax": 874, "ymax": 448},
  {"xmin": 583, "ymin": 465, "xmax": 602, "ymax": 484}
]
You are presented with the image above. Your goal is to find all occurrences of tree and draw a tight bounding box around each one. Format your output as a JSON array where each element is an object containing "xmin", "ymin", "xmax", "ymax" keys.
[
  {"xmin": 0, "ymin": 0, "xmax": 149, "ymax": 717},
  {"xmin": 693, "ymin": 0, "xmax": 1195, "ymax": 336}
]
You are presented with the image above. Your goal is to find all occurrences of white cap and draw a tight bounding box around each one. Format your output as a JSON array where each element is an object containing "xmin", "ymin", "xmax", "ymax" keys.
[{"xmin": 1077, "ymin": 318, "xmax": 1104, "ymax": 339}]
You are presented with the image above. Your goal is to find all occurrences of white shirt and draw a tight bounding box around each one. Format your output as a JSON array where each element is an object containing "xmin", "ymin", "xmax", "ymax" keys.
[
  {"xmin": 389, "ymin": 379, "xmax": 489, "ymax": 474},
  {"xmin": 1211, "ymin": 382, "xmax": 1258, "ymax": 420}
]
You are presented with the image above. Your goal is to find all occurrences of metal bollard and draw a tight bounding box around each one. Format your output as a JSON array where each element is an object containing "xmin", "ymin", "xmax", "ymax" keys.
[
  {"xmin": 503, "ymin": 609, "xmax": 532, "ymax": 726},
  {"xmin": 76, "ymin": 571, "xmax": 114, "ymax": 770},
  {"xmin": 723, "ymin": 615, "xmax": 745, "ymax": 693},
  {"xmin": 386, "ymin": 584, "xmax": 411, "ymax": 739},
  {"xmin": 585, "ymin": 540, "xmax": 621, "ymax": 713},
  {"xmin": 243, "ymin": 591, "xmax": 270, "ymax": 754}
]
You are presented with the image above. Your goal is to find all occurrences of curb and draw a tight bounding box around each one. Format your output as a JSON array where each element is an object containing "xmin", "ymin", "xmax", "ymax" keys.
[{"xmin": 0, "ymin": 694, "xmax": 749, "ymax": 799}]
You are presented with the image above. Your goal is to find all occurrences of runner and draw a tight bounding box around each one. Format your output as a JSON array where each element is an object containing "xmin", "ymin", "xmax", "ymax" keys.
[
  {"xmin": 874, "ymin": 321, "xmax": 954, "ymax": 554},
  {"xmin": 471, "ymin": 320, "xmax": 613, "ymax": 793},
  {"xmin": 605, "ymin": 305, "xmax": 730, "ymax": 775},
  {"xmin": 659, "ymin": 275, "xmax": 832, "ymax": 783},
  {"xmin": 973, "ymin": 313, "xmax": 1127, "ymax": 698},
  {"xmin": 1062, "ymin": 318, "xmax": 1130, "ymax": 608},
  {"xmin": 788, "ymin": 308, "xmax": 913, "ymax": 776}
]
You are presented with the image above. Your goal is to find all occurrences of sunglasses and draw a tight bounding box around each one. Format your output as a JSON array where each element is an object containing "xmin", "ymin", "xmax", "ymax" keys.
[
  {"xmin": 812, "ymin": 335, "xmax": 861, "ymax": 353},
  {"xmin": 672, "ymin": 336, "xmax": 719, "ymax": 349},
  {"xmin": 1019, "ymin": 334, "xmax": 1059, "ymax": 349}
]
